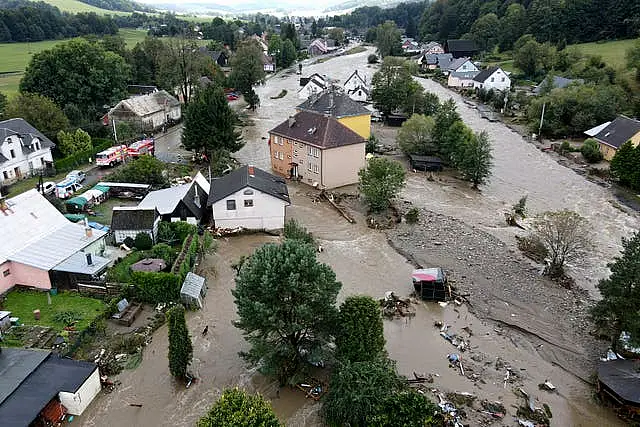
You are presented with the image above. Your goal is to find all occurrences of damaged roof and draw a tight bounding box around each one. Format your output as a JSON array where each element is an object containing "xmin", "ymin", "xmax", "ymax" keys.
[
  {"xmin": 109, "ymin": 90, "xmax": 180, "ymax": 118},
  {"xmin": 207, "ymin": 165, "xmax": 290, "ymax": 206},
  {"xmin": 297, "ymin": 89, "xmax": 370, "ymax": 118}
]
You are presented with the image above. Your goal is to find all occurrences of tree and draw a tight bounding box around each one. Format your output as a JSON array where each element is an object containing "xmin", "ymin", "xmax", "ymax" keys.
[
  {"xmin": 367, "ymin": 54, "xmax": 379, "ymax": 64},
  {"xmin": 371, "ymin": 57, "xmax": 415, "ymax": 116},
  {"xmin": 230, "ymin": 40, "xmax": 266, "ymax": 93},
  {"xmin": 457, "ymin": 131, "xmax": 493, "ymax": 188},
  {"xmin": 498, "ymin": 4, "xmax": 526, "ymax": 51},
  {"xmin": 403, "ymin": 88, "xmax": 440, "ymax": 117},
  {"xmin": 322, "ymin": 358, "xmax": 439, "ymax": 427},
  {"xmin": 20, "ymin": 38, "xmax": 130, "ymax": 114},
  {"xmin": 283, "ymin": 219, "xmax": 315, "ymax": 246},
  {"xmin": 375, "ymin": 21, "xmax": 402, "ymax": 58},
  {"xmin": 244, "ymin": 89, "xmax": 260, "ymax": 111},
  {"xmin": 327, "ymin": 27, "xmax": 345, "ymax": 46},
  {"xmin": 167, "ymin": 304, "xmax": 193, "ymax": 379},
  {"xmin": 232, "ymin": 239, "xmax": 342, "ymax": 385},
  {"xmin": 513, "ymin": 35, "xmax": 541, "ymax": 78},
  {"xmin": 358, "ymin": 157, "xmax": 406, "ymax": 212},
  {"xmin": 268, "ymin": 34, "xmax": 283, "ymax": 63},
  {"xmin": 591, "ymin": 232, "xmax": 640, "ymax": 350},
  {"xmin": 134, "ymin": 232, "xmax": 153, "ymax": 250},
  {"xmin": 580, "ymin": 138, "xmax": 604, "ymax": 163},
  {"xmin": 405, "ymin": 16, "xmax": 418, "ymax": 39},
  {"xmin": 197, "ymin": 388, "xmax": 281, "ymax": 427},
  {"xmin": 336, "ymin": 296, "xmax": 385, "ymax": 363},
  {"xmin": 105, "ymin": 155, "xmax": 169, "ymax": 188},
  {"xmin": 280, "ymin": 39, "xmax": 297, "ymax": 68},
  {"xmin": 626, "ymin": 38, "xmax": 640, "ymax": 81},
  {"xmin": 129, "ymin": 37, "xmax": 168, "ymax": 86},
  {"xmin": 441, "ymin": 119, "xmax": 474, "ymax": 166},
  {"xmin": 470, "ymin": 13, "xmax": 499, "ymax": 52},
  {"xmin": 610, "ymin": 141, "xmax": 640, "ymax": 190},
  {"xmin": 531, "ymin": 210, "xmax": 591, "ymax": 278},
  {"xmin": 182, "ymin": 84, "xmax": 243, "ymax": 159},
  {"xmin": 158, "ymin": 38, "xmax": 213, "ymax": 105},
  {"xmin": 397, "ymin": 114, "xmax": 437, "ymax": 155},
  {"xmin": 56, "ymin": 128, "xmax": 92, "ymax": 156},
  {"xmin": 4, "ymin": 93, "xmax": 69, "ymax": 141}
]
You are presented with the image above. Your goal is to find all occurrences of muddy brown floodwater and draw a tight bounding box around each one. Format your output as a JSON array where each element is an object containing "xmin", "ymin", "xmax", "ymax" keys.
[{"xmin": 81, "ymin": 47, "xmax": 635, "ymax": 426}]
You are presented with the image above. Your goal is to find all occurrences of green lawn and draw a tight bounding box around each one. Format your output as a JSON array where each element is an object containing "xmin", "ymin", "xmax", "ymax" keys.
[
  {"xmin": 570, "ymin": 39, "xmax": 637, "ymax": 68},
  {"xmin": 89, "ymin": 197, "xmax": 138, "ymax": 225},
  {"xmin": 42, "ymin": 0, "xmax": 129, "ymax": 15},
  {"xmin": 2, "ymin": 290, "xmax": 106, "ymax": 332}
]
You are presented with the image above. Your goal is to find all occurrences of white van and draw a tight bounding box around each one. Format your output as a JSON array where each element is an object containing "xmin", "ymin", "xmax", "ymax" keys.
[{"xmin": 55, "ymin": 178, "xmax": 83, "ymax": 199}]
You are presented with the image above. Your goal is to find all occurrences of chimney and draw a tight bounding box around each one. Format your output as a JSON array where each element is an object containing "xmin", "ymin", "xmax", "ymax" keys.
[
  {"xmin": 288, "ymin": 116, "xmax": 296, "ymax": 128},
  {"xmin": 248, "ymin": 165, "xmax": 255, "ymax": 177},
  {"xmin": 84, "ymin": 218, "xmax": 93, "ymax": 238},
  {"xmin": 86, "ymin": 253, "xmax": 93, "ymax": 266}
]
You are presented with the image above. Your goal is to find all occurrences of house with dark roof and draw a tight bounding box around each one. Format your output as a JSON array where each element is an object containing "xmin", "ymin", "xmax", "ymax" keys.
[
  {"xmin": 473, "ymin": 66, "xmax": 511, "ymax": 91},
  {"xmin": 0, "ymin": 118, "xmax": 55, "ymax": 184},
  {"xmin": 533, "ymin": 75, "xmax": 584, "ymax": 95},
  {"xmin": 0, "ymin": 347, "xmax": 101, "ymax": 426},
  {"xmin": 263, "ymin": 53, "xmax": 276, "ymax": 73},
  {"xmin": 106, "ymin": 90, "xmax": 181, "ymax": 132},
  {"xmin": 111, "ymin": 206, "xmax": 161, "ymax": 244},
  {"xmin": 418, "ymin": 53, "xmax": 453, "ymax": 71},
  {"xmin": 445, "ymin": 39, "xmax": 479, "ymax": 58},
  {"xmin": 296, "ymin": 87, "xmax": 372, "ymax": 138},
  {"xmin": 198, "ymin": 47, "xmax": 229, "ymax": 67},
  {"xmin": 592, "ymin": 116, "xmax": 640, "ymax": 161},
  {"xmin": 207, "ymin": 165, "xmax": 290, "ymax": 230},
  {"xmin": 298, "ymin": 75, "xmax": 327, "ymax": 99},
  {"xmin": 137, "ymin": 178, "xmax": 209, "ymax": 224},
  {"xmin": 0, "ymin": 190, "xmax": 109, "ymax": 294},
  {"xmin": 268, "ymin": 110, "xmax": 366, "ymax": 188}
]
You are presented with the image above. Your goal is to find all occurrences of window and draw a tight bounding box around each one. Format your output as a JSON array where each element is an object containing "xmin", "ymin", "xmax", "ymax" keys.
[
  {"xmin": 313, "ymin": 164, "xmax": 319, "ymax": 173},
  {"xmin": 2, "ymin": 171, "xmax": 8, "ymax": 180},
  {"xmin": 307, "ymin": 145, "xmax": 313, "ymax": 156},
  {"xmin": 2, "ymin": 269, "xmax": 9, "ymax": 277},
  {"xmin": 226, "ymin": 200, "xmax": 236, "ymax": 210},
  {"xmin": 40, "ymin": 158, "xmax": 44, "ymax": 166},
  {"xmin": 273, "ymin": 150, "xmax": 278, "ymax": 159},
  {"xmin": 308, "ymin": 162, "xmax": 312, "ymax": 171},
  {"xmin": 490, "ymin": 77, "xmax": 495, "ymax": 82},
  {"xmin": 243, "ymin": 189, "xmax": 254, "ymax": 195},
  {"xmin": 278, "ymin": 136, "xmax": 283, "ymax": 145},
  {"xmin": 9, "ymin": 149, "xmax": 15, "ymax": 158},
  {"xmin": 278, "ymin": 152, "xmax": 283, "ymax": 160},
  {"xmin": 244, "ymin": 199, "xmax": 254, "ymax": 207},
  {"xmin": 501, "ymin": 77, "xmax": 505, "ymax": 82}
]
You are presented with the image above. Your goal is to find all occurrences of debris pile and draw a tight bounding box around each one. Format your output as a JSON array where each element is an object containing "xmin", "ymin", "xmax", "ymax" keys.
[
  {"xmin": 436, "ymin": 322, "xmax": 469, "ymax": 352},
  {"xmin": 379, "ymin": 291, "xmax": 416, "ymax": 318},
  {"xmin": 516, "ymin": 388, "xmax": 551, "ymax": 427},
  {"xmin": 296, "ymin": 379, "xmax": 327, "ymax": 401}
]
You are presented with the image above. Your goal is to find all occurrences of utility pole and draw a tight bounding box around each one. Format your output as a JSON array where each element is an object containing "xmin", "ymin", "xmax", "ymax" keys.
[
  {"xmin": 538, "ymin": 102, "xmax": 546, "ymax": 140},
  {"xmin": 112, "ymin": 117, "xmax": 118, "ymax": 145}
]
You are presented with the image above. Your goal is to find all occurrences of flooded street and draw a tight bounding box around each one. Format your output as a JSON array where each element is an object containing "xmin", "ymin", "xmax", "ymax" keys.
[{"xmin": 81, "ymin": 47, "xmax": 635, "ymax": 426}]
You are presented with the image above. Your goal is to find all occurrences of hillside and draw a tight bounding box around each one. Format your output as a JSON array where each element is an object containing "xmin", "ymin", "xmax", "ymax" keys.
[{"xmin": 41, "ymin": 0, "xmax": 129, "ymax": 15}]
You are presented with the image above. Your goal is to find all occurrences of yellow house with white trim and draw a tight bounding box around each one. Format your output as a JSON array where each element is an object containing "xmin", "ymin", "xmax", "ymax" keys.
[{"xmin": 296, "ymin": 87, "xmax": 371, "ymax": 139}]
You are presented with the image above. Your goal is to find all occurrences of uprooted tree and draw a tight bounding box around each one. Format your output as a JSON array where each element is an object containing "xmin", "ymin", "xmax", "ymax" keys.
[
  {"xmin": 591, "ymin": 231, "xmax": 640, "ymax": 350},
  {"xmin": 531, "ymin": 210, "xmax": 591, "ymax": 278},
  {"xmin": 232, "ymin": 239, "xmax": 342, "ymax": 385}
]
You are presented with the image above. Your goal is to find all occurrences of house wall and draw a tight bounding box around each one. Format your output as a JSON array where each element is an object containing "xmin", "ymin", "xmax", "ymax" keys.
[
  {"xmin": 344, "ymin": 74, "xmax": 367, "ymax": 92},
  {"xmin": 453, "ymin": 61, "xmax": 478, "ymax": 73},
  {"xmin": 475, "ymin": 69, "xmax": 511, "ymax": 91},
  {"xmin": 348, "ymin": 89, "xmax": 368, "ymax": 103},
  {"xmin": 114, "ymin": 218, "xmax": 158, "ymax": 244},
  {"xmin": 298, "ymin": 82, "xmax": 324, "ymax": 99},
  {"xmin": 425, "ymin": 46, "xmax": 444, "ymax": 54},
  {"xmin": 338, "ymin": 114, "xmax": 371, "ymax": 139},
  {"xmin": 599, "ymin": 132, "xmax": 640, "ymax": 161},
  {"xmin": 3, "ymin": 261, "xmax": 52, "ymax": 291},
  {"xmin": 212, "ymin": 188, "xmax": 287, "ymax": 230},
  {"xmin": 321, "ymin": 142, "xmax": 366, "ymax": 188},
  {"xmin": 0, "ymin": 261, "xmax": 15, "ymax": 294},
  {"xmin": 59, "ymin": 368, "xmax": 101, "ymax": 415},
  {"xmin": 298, "ymin": 142, "xmax": 321, "ymax": 186},
  {"xmin": 269, "ymin": 134, "xmax": 294, "ymax": 176},
  {"xmin": 0, "ymin": 135, "xmax": 53, "ymax": 183},
  {"xmin": 447, "ymin": 75, "xmax": 476, "ymax": 88}
]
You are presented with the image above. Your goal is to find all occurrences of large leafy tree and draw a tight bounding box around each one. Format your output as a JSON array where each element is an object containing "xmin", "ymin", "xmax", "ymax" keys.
[
  {"xmin": 280, "ymin": 39, "xmax": 297, "ymax": 69},
  {"xmin": 371, "ymin": 57, "xmax": 415, "ymax": 116},
  {"xmin": 498, "ymin": 4, "xmax": 527, "ymax": 51},
  {"xmin": 591, "ymin": 232, "xmax": 640, "ymax": 350},
  {"xmin": 441, "ymin": 120, "xmax": 474, "ymax": 167},
  {"xmin": 158, "ymin": 38, "xmax": 213, "ymax": 105},
  {"xmin": 470, "ymin": 13, "xmax": 499, "ymax": 52},
  {"xmin": 4, "ymin": 93, "xmax": 69, "ymax": 141},
  {"xmin": 232, "ymin": 239, "xmax": 342, "ymax": 385},
  {"xmin": 322, "ymin": 358, "xmax": 439, "ymax": 427},
  {"xmin": 457, "ymin": 130, "xmax": 493, "ymax": 188},
  {"xmin": 229, "ymin": 39, "xmax": 265, "ymax": 93},
  {"xmin": 182, "ymin": 84, "xmax": 243, "ymax": 159},
  {"xmin": 336, "ymin": 296, "xmax": 385, "ymax": 363},
  {"xmin": 358, "ymin": 157, "xmax": 406, "ymax": 212},
  {"xmin": 396, "ymin": 114, "xmax": 437, "ymax": 156},
  {"xmin": 20, "ymin": 38, "xmax": 130, "ymax": 114},
  {"xmin": 375, "ymin": 20, "xmax": 402, "ymax": 58},
  {"xmin": 197, "ymin": 388, "xmax": 281, "ymax": 427},
  {"xmin": 610, "ymin": 141, "xmax": 640, "ymax": 190},
  {"xmin": 167, "ymin": 304, "xmax": 193, "ymax": 379},
  {"xmin": 105, "ymin": 155, "xmax": 169, "ymax": 188},
  {"xmin": 129, "ymin": 37, "xmax": 168, "ymax": 86},
  {"xmin": 56, "ymin": 128, "xmax": 92, "ymax": 156}
]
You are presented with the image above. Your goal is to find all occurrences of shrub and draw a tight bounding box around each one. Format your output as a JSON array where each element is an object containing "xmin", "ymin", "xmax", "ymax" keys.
[
  {"xmin": 367, "ymin": 54, "xmax": 379, "ymax": 64},
  {"xmin": 123, "ymin": 236, "xmax": 135, "ymax": 248},
  {"xmin": 53, "ymin": 310, "xmax": 82, "ymax": 326},
  {"xmin": 197, "ymin": 388, "xmax": 281, "ymax": 427},
  {"xmin": 131, "ymin": 271, "xmax": 180, "ymax": 303},
  {"xmin": 149, "ymin": 243, "xmax": 177, "ymax": 266},
  {"xmin": 405, "ymin": 207, "xmax": 419, "ymax": 224},
  {"xmin": 283, "ymin": 219, "xmax": 314, "ymax": 245},
  {"xmin": 581, "ymin": 138, "xmax": 604, "ymax": 163},
  {"xmin": 512, "ymin": 195, "xmax": 528, "ymax": 218},
  {"xmin": 366, "ymin": 134, "xmax": 379, "ymax": 154},
  {"xmin": 134, "ymin": 232, "xmax": 153, "ymax": 250}
]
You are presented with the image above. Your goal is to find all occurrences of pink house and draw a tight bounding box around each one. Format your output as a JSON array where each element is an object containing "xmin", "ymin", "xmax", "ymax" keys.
[{"xmin": 0, "ymin": 190, "xmax": 109, "ymax": 294}]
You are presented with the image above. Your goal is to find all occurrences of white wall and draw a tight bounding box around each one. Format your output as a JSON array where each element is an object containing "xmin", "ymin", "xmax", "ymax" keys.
[
  {"xmin": 58, "ymin": 368, "xmax": 101, "ymax": 415},
  {"xmin": 348, "ymin": 88, "xmax": 368, "ymax": 103},
  {"xmin": 475, "ymin": 69, "xmax": 511, "ymax": 91},
  {"xmin": 0, "ymin": 135, "xmax": 53, "ymax": 183},
  {"xmin": 447, "ymin": 75, "xmax": 475, "ymax": 88},
  {"xmin": 344, "ymin": 72, "xmax": 367, "ymax": 92},
  {"xmin": 212, "ymin": 187, "xmax": 287, "ymax": 230},
  {"xmin": 452, "ymin": 60, "xmax": 478, "ymax": 73},
  {"xmin": 298, "ymin": 82, "xmax": 324, "ymax": 99}
]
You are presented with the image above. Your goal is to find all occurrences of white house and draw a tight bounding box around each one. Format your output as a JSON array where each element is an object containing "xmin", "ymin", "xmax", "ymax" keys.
[
  {"xmin": 0, "ymin": 119, "xmax": 54, "ymax": 184},
  {"xmin": 111, "ymin": 206, "xmax": 160, "ymax": 244},
  {"xmin": 137, "ymin": 176, "xmax": 209, "ymax": 224},
  {"xmin": 473, "ymin": 66, "xmax": 511, "ymax": 91},
  {"xmin": 446, "ymin": 57, "xmax": 478, "ymax": 75},
  {"xmin": 298, "ymin": 76, "xmax": 327, "ymax": 99},
  {"xmin": 343, "ymin": 70, "xmax": 368, "ymax": 93},
  {"xmin": 421, "ymin": 41, "xmax": 444, "ymax": 55},
  {"xmin": 447, "ymin": 71, "xmax": 479, "ymax": 88},
  {"xmin": 106, "ymin": 90, "xmax": 181, "ymax": 132},
  {"xmin": 263, "ymin": 53, "xmax": 276, "ymax": 73},
  {"xmin": 346, "ymin": 84, "xmax": 370, "ymax": 102},
  {"xmin": 207, "ymin": 165, "xmax": 290, "ymax": 231}
]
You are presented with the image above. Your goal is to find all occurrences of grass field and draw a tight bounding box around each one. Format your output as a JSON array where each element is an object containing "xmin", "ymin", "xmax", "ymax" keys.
[
  {"xmin": 571, "ymin": 39, "xmax": 636, "ymax": 68},
  {"xmin": 3, "ymin": 290, "xmax": 106, "ymax": 333},
  {"xmin": 43, "ymin": 0, "xmax": 129, "ymax": 15},
  {"xmin": 0, "ymin": 29, "xmax": 148, "ymax": 96}
]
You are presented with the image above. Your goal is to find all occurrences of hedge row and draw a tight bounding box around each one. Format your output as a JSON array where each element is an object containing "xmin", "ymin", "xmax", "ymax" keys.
[
  {"xmin": 130, "ymin": 271, "xmax": 180, "ymax": 304},
  {"xmin": 54, "ymin": 138, "xmax": 114, "ymax": 173},
  {"xmin": 172, "ymin": 233, "xmax": 200, "ymax": 285}
]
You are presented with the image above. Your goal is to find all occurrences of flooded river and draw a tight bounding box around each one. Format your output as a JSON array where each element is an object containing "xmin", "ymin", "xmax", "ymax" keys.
[{"xmin": 81, "ymin": 47, "xmax": 634, "ymax": 426}]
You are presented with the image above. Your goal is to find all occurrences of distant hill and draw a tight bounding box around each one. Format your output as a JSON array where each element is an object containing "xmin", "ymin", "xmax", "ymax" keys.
[
  {"xmin": 77, "ymin": 0, "xmax": 154, "ymax": 12},
  {"xmin": 37, "ymin": 0, "xmax": 130, "ymax": 14},
  {"xmin": 323, "ymin": 0, "xmax": 420, "ymax": 13}
]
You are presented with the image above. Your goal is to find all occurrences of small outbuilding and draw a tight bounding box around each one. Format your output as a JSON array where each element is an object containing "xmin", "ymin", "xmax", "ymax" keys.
[
  {"xmin": 180, "ymin": 272, "xmax": 207, "ymax": 309},
  {"xmin": 412, "ymin": 268, "xmax": 448, "ymax": 301},
  {"xmin": 409, "ymin": 155, "xmax": 443, "ymax": 172}
]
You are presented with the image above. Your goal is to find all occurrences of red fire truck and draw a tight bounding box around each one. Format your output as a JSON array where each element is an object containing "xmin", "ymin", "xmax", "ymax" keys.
[
  {"xmin": 96, "ymin": 145, "xmax": 128, "ymax": 167},
  {"xmin": 127, "ymin": 138, "xmax": 155, "ymax": 158}
]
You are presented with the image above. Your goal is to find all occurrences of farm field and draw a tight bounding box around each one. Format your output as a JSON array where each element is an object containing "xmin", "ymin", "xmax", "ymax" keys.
[
  {"xmin": 42, "ymin": 0, "xmax": 129, "ymax": 14},
  {"xmin": 571, "ymin": 38, "xmax": 636, "ymax": 68}
]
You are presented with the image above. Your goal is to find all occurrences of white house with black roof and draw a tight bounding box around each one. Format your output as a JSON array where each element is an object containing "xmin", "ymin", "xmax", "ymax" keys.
[
  {"xmin": 207, "ymin": 165, "xmax": 290, "ymax": 231},
  {"xmin": 473, "ymin": 66, "xmax": 511, "ymax": 92},
  {"xmin": 137, "ymin": 176, "xmax": 209, "ymax": 225},
  {"xmin": 0, "ymin": 118, "xmax": 54, "ymax": 184}
]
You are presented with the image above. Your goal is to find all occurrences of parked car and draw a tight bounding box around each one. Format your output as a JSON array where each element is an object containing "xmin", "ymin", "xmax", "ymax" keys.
[
  {"xmin": 37, "ymin": 181, "xmax": 56, "ymax": 195},
  {"xmin": 66, "ymin": 170, "xmax": 86, "ymax": 183}
]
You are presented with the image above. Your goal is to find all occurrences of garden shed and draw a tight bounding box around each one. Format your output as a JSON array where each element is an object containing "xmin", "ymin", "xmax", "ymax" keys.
[
  {"xmin": 412, "ymin": 268, "xmax": 448, "ymax": 301},
  {"xmin": 180, "ymin": 272, "xmax": 207, "ymax": 309}
]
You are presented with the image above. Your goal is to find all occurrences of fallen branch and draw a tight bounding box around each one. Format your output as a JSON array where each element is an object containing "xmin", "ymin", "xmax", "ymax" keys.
[{"xmin": 320, "ymin": 191, "xmax": 354, "ymax": 223}]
